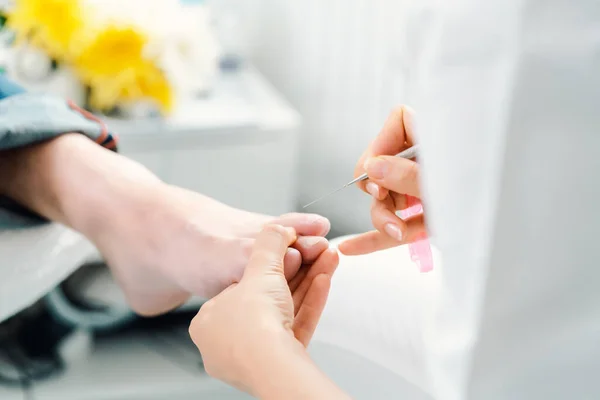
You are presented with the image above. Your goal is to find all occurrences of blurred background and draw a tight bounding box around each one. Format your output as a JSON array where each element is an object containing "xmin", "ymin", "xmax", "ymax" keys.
[
  {"xmin": 0, "ymin": 0, "xmax": 418, "ymax": 235},
  {"xmin": 0, "ymin": 0, "xmax": 428, "ymax": 399}
]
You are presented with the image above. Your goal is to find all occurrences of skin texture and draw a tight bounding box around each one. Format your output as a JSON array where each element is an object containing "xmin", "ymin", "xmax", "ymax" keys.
[
  {"xmin": 189, "ymin": 225, "xmax": 350, "ymax": 400},
  {"xmin": 339, "ymin": 105, "xmax": 427, "ymax": 255},
  {"xmin": 0, "ymin": 134, "xmax": 331, "ymax": 316}
]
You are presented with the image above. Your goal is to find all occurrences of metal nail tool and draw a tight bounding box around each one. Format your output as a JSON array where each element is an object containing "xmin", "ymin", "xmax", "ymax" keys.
[{"xmin": 303, "ymin": 144, "xmax": 420, "ymax": 208}]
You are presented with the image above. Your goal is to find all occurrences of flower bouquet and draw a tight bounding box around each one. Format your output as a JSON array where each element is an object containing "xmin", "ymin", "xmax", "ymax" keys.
[{"xmin": 0, "ymin": 0, "xmax": 220, "ymax": 117}]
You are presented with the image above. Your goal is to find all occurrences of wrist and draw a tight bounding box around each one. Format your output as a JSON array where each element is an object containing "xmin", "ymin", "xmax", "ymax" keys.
[
  {"xmin": 246, "ymin": 332, "xmax": 307, "ymax": 397},
  {"xmin": 248, "ymin": 332, "xmax": 348, "ymax": 400}
]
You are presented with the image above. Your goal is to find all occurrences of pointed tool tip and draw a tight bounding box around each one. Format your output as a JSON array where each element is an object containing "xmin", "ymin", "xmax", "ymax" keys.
[
  {"xmin": 302, "ymin": 185, "xmax": 349, "ymax": 209},
  {"xmin": 302, "ymin": 199, "xmax": 319, "ymax": 209}
]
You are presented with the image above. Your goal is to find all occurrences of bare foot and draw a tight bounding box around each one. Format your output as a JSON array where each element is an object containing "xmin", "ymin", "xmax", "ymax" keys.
[{"xmin": 90, "ymin": 184, "xmax": 331, "ymax": 316}]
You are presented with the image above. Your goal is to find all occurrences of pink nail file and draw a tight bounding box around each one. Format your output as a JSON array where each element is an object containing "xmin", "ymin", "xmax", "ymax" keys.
[{"xmin": 400, "ymin": 196, "xmax": 433, "ymax": 273}]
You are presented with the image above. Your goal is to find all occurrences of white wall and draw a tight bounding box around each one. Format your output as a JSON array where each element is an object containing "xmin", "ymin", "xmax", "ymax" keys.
[{"xmin": 236, "ymin": 0, "xmax": 414, "ymax": 234}]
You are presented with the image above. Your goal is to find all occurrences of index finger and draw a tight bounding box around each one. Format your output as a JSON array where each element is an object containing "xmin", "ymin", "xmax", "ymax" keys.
[
  {"xmin": 354, "ymin": 105, "xmax": 416, "ymax": 194},
  {"xmin": 244, "ymin": 225, "xmax": 297, "ymax": 279}
]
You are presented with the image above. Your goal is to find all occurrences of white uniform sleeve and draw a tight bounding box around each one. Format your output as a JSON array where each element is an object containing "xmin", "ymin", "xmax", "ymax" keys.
[
  {"xmin": 315, "ymin": 1, "xmax": 600, "ymax": 399},
  {"xmin": 413, "ymin": 0, "xmax": 600, "ymax": 399}
]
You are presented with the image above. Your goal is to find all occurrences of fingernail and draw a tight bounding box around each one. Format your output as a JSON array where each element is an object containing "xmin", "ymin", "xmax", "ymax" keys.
[
  {"xmin": 285, "ymin": 227, "xmax": 297, "ymax": 238},
  {"xmin": 310, "ymin": 215, "xmax": 327, "ymax": 224},
  {"xmin": 302, "ymin": 237, "xmax": 326, "ymax": 247},
  {"xmin": 364, "ymin": 157, "xmax": 388, "ymax": 179},
  {"xmin": 366, "ymin": 182, "xmax": 380, "ymax": 198},
  {"xmin": 384, "ymin": 223, "xmax": 403, "ymax": 241},
  {"xmin": 285, "ymin": 247, "xmax": 301, "ymax": 262},
  {"xmin": 309, "ymin": 215, "xmax": 331, "ymax": 235}
]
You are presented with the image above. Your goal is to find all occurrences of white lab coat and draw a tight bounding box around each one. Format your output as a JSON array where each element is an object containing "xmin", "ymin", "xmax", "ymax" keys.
[
  {"xmin": 314, "ymin": 0, "xmax": 600, "ymax": 399},
  {"xmin": 412, "ymin": 0, "xmax": 600, "ymax": 399}
]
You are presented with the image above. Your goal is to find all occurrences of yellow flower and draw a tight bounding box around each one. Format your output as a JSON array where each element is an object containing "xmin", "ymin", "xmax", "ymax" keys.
[
  {"xmin": 8, "ymin": 3, "xmax": 174, "ymax": 115},
  {"xmin": 8, "ymin": 0, "xmax": 84, "ymax": 59},
  {"xmin": 76, "ymin": 26, "xmax": 173, "ymax": 113},
  {"xmin": 86, "ymin": 73, "xmax": 134, "ymax": 112},
  {"xmin": 124, "ymin": 62, "xmax": 174, "ymax": 113},
  {"xmin": 74, "ymin": 26, "xmax": 147, "ymax": 79}
]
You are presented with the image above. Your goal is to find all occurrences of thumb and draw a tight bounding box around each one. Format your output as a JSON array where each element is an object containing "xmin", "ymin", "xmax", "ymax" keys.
[{"xmin": 244, "ymin": 224, "xmax": 297, "ymax": 279}]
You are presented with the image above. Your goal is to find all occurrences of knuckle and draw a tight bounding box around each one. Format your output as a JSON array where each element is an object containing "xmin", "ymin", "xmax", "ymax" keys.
[
  {"xmin": 201, "ymin": 298, "xmax": 216, "ymax": 311},
  {"xmin": 195, "ymin": 300, "xmax": 216, "ymax": 321},
  {"xmin": 262, "ymin": 224, "xmax": 285, "ymax": 235},
  {"xmin": 251, "ymin": 249, "xmax": 283, "ymax": 266},
  {"xmin": 252, "ymin": 249, "xmax": 271, "ymax": 260},
  {"xmin": 392, "ymin": 160, "xmax": 419, "ymax": 185},
  {"xmin": 189, "ymin": 312, "xmax": 208, "ymax": 342},
  {"xmin": 188, "ymin": 319, "xmax": 200, "ymax": 340},
  {"xmin": 189, "ymin": 299, "xmax": 221, "ymax": 338},
  {"xmin": 203, "ymin": 362, "xmax": 217, "ymax": 378},
  {"xmin": 263, "ymin": 224, "xmax": 295, "ymax": 240},
  {"xmin": 240, "ymin": 238, "xmax": 254, "ymax": 259},
  {"xmin": 405, "ymin": 161, "xmax": 420, "ymax": 181}
]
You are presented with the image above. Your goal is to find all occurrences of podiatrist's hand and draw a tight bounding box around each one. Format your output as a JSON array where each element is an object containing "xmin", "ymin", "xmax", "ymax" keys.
[
  {"xmin": 189, "ymin": 225, "xmax": 339, "ymax": 395},
  {"xmin": 339, "ymin": 105, "xmax": 427, "ymax": 255}
]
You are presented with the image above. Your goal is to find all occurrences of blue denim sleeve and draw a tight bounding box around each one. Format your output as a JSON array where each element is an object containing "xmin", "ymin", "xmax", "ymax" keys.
[
  {"xmin": 0, "ymin": 74, "xmax": 26, "ymax": 97},
  {"xmin": 0, "ymin": 75, "xmax": 118, "ymax": 228}
]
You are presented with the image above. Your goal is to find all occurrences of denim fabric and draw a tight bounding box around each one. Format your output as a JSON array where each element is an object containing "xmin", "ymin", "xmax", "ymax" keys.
[{"xmin": 0, "ymin": 75, "xmax": 117, "ymax": 228}]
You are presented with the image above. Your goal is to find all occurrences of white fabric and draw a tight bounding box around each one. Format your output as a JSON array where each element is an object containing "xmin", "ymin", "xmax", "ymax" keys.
[
  {"xmin": 313, "ymin": 236, "xmax": 440, "ymax": 397},
  {"xmin": 0, "ymin": 225, "xmax": 99, "ymax": 322},
  {"xmin": 413, "ymin": 0, "xmax": 600, "ymax": 398},
  {"xmin": 316, "ymin": 1, "xmax": 600, "ymax": 399}
]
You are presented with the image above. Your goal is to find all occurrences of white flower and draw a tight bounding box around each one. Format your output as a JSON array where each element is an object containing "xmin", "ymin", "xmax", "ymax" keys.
[{"xmin": 84, "ymin": 0, "xmax": 220, "ymax": 100}]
